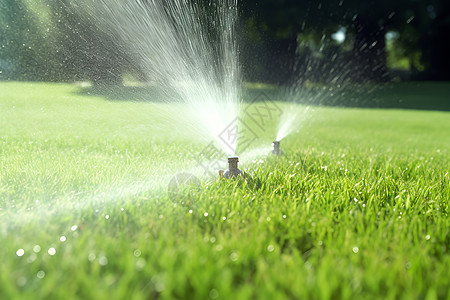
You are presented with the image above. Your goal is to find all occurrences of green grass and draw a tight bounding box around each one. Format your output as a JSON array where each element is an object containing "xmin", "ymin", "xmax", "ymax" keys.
[{"xmin": 0, "ymin": 81, "xmax": 449, "ymax": 300}]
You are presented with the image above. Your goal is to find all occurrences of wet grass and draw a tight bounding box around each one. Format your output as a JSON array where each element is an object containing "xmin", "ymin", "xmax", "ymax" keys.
[{"xmin": 0, "ymin": 81, "xmax": 449, "ymax": 299}]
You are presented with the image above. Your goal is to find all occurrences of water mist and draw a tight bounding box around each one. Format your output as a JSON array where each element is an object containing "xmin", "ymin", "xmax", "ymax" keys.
[{"xmin": 75, "ymin": 0, "xmax": 241, "ymax": 155}]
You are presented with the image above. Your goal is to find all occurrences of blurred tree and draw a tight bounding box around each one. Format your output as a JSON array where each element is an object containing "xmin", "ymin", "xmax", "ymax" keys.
[
  {"xmin": 0, "ymin": 0, "xmax": 144, "ymax": 84},
  {"xmin": 417, "ymin": 0, "xmax": 450, "ymax": 80},
  {"xmin": 46, "ymin": 0, "xmax": 149, "ymax": 85},
  {"xmin": 241, "ymin": 0, "xmax": 450, "ymax": 83},
  {"xmin": 240, "ymin": 1, "xmax": 305, "ymax": 84},
  {"xmin": 2, "ymin": 0, "xmax": 448, "ymax": 83},
  {"xmin": 0, "ymin": 0, "xmax": 53, "ymax": 80}
]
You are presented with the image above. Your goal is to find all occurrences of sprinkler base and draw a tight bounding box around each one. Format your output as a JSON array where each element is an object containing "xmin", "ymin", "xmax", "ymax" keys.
[
  {"xmin": 223, "ymin": 168, "xmax": 243, "ymax": 179},
  {"xmin": 223, "ymin": 156, "xmax": 243, "ymax": 179},
  {"xmin": 272, "ymin": 141, "xmax": 282, "ymax": 156}
]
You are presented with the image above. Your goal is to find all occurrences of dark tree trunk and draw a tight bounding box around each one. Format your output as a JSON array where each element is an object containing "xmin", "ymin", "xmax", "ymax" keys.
[{"xmin": 351, "ymin": 18, "xmax": 389, "ymax": 83}]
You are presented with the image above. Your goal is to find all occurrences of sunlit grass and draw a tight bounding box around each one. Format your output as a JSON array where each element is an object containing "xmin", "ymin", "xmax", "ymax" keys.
[{"xmin": 0, "ymin": 81, "xmax": 449, "ymax": 299}]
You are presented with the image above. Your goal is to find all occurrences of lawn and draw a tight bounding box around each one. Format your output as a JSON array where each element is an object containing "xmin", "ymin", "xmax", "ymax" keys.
[{"xmin": 0, "ymin": 81, "xmax": 449, "ymax": 299}]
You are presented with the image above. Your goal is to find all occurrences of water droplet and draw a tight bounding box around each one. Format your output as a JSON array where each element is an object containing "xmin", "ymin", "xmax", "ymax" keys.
[
  {"xmin": 204, "ymin": 212, "xmax": 208, "ymax": 217},
  {"xmin": 352, "ymin": 246, "xmax": 359, "ymax": 254},
  {"xmin": 135, "ymin": 258, "xmax": 146, "ymax": 271},
  {"xmin": 37, "ymin": 270, "xmax": 45, "ymax": 279},
  {"xmin": 229, "ymin": 252, "xmax": 238, "ymax": 261},
  {"xmin": 60, "ymin": 236, "xmax": 66, "ymax": 242},
  {"xmin": 88, "ymin": 253, "xmax": 96, "ymax": 262},
  {"xmin": 98, "ymin": 256, "xmax": 108, "ymax": 266},
  {"xmin": 16, "ymin": 249, "xmax": 25, "ymax": 257},
  {"xmin": 48, "ymin": 248, "xmax": 56, "ymax": 256},
  {"xmin": 33, "ymin": 245, "xmax": 41, "ymax": 253},
  {"xmin": 282, "ymin": 214, "xmax": 286, "ymax": 219},
  {"xmin": 134, "ymin": 249, "xmax": 141, "ymax": 257},
  {"xmin": 152, "ymin": 275, "xmax": 165, "ymax": 292},
  {"xmin": 209, "ymin": 289, "xmax": 219, "ymax": 299},
  {"xmin": 27, "ymin": 253, "xmax": 37, "ymax": 263},
  {"xmin": 71, "ymin": 225, "xmax": 78, "ymax": 231},
  {"xmin": 105, "ymin": 215, "xmax": 110, "ymax": 220},
  {"xmin": 426, "ymin": 234, "xmax": 431, "ymax": 240},
  {"xmin": 17, "ymin": 277, "xmax": 27, "ymax": 287},
  {"xmin": 222, "ymin": 216, "xmax": 226, "ymax": 220},
  {"xmin": 267, "ymin": 245, "xmax": 274, "ymax": 252},
  {"xmin": 189, "ymin": 210, "xmax": 193, "ymax": 214}
]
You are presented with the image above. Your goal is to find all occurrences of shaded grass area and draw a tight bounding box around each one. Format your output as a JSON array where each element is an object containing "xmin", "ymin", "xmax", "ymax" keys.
[
  {"xmin": 76, "ymin": 83, "xmax": 179, "ymax": 103},
  {"xmin": 245, "ymin": 81, "xmax": 450, "ymax": 111},
  {"xmin": 0, "ymin": 82, "xmax": 449, "ymax": 299},
  {"xmin": 76, "ymin": 81, "xmax": 450, "ymax": 111}
]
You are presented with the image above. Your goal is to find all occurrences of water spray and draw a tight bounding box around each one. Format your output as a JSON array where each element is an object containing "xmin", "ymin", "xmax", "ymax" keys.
[
  {"xmin": 223, "ymin": 156, "xmax": 243, "ymax": 179},
  {"xmin": 272, "ymin": 141, "xmax": 282, "ymax": 156}
]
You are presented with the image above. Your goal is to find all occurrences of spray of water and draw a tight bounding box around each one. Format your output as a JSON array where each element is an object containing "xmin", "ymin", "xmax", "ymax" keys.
[
  {"xmin": 276, "ymin": 105, "xmax": 310, "ymax": 141},
  {"xmin": 74, "ymin": 0, "xmax": 240, "ymax": 155},
  {"xmin": 239, "ymin": 146, "xmax": 273, "ymax": 165},
  {"xmin": 0, "ymin": 160, "xmax": 219, "ymax": 234},
  {"xmin": 3, "ymin": 2, "xmax": 246, "ymax": 229}
]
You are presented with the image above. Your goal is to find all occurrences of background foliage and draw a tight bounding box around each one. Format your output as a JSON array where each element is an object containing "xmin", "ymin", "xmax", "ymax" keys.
[{"xmin": 1, "ymin": 0, "xmax": 449, "ymax": 83}]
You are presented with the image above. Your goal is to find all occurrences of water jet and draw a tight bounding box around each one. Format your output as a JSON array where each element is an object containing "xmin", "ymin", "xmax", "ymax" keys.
[
  {"xmin": 75, "ymin": 0, "xmax": 241, "ymax": 157},
  {"xmin": 223, "ymin": 156, "xmax": 243, "ymax": 179}
]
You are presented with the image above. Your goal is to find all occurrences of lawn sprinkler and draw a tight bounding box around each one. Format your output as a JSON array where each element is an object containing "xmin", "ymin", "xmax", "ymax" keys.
[
  {"xmin": 223, "ymin": 156, "xmax": 243, "ymax": 179},
  {"xmin": 272, "ymin": 141, "xmax": 282, "ymax": 155}
]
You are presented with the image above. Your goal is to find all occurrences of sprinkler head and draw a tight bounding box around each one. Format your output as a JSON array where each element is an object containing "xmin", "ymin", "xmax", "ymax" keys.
[
  {"xmin": 272, "ymin": 141, "xmax": 282, "ymax": 155},
  {"xmin": 223, "ymin": 156, "xmax": 243, "ymax": 179}
]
